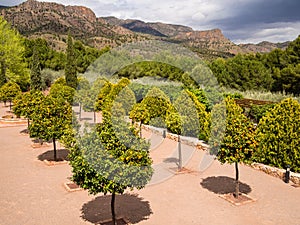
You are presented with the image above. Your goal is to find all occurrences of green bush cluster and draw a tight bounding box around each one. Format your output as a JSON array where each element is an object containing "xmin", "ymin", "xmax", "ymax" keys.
[
  {"xmin": 254, "ymin": 98, "xmax": 300, "ymax": 172},
  {"xmin": 210, "ymin": 35, "xmax": 300, "ymax": 95}
]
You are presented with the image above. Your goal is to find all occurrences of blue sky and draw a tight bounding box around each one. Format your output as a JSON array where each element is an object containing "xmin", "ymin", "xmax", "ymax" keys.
[{"xmin": 2, "ymin": 0, "xmax": 300, "ymax": 44}]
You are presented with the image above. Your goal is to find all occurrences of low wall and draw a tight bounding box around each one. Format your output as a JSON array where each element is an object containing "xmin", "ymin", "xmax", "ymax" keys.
[
  {"xmin": 142, "ymin": 124, "xmax": 300, "ymax": 185},
  {"xmin": 250, "ymin": 163, "xmax": 300, "ymax": 185},
  {"xmin": 141, "ymin": 124, "xmax": 209, "ymax": 151}
]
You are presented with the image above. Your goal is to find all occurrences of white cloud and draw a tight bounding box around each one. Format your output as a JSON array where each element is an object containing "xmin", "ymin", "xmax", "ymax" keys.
[{"xmin": 233, "ymin": 22, "xmax": 300, "ymax": 44}]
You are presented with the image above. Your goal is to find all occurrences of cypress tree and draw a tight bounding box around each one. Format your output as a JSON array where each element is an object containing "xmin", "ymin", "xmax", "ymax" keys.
[
  {"xmin": 30, "ymin": 45, "xmax": 42, "ymax": 91},
  {"xmin": 65, "ymin": 34, "xmax": 78, "ymax": 89}
]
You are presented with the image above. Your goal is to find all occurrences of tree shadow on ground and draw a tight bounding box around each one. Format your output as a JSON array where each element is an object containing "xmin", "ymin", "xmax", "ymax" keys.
[
  {"xmin": 163, "ymin": 157, "xmax": 179, "ymax": 166},
  {"xmin": 37, "ymin": 149, "xmax": 69, "ymax": 161},
  {"xmin": 20, "ymin": 128, "xmax": 29, "ymax": 135},
  {"xmin": 200, "ymin": 176, "xmax": 252, "ymax": 194},
  {"xmin": 80, "ymin": 117, "xmax": 93, "ymax": 121},
  {"xmin": 81, "ymin": 193, "xmax": 152, "ymax": 224}
]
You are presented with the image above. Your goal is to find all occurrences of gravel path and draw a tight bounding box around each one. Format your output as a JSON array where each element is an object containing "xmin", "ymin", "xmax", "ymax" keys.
[{"xmin": 0, "ymin": 103, "xmax": 299, "ymax": 225}]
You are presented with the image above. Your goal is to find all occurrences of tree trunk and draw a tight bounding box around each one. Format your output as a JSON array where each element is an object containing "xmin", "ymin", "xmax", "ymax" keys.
[
  {"xmin": 53, "ymin": 138, "xmax": 57, "ymax": 161},
  {"xmin": 234, "ymin": 162, "xmax": 239, "ymax": 198},
  {"xmin": 79, "ymin": 103, "xmax": 82, "ymax": 120},
  {"xmin": 9, "ymin": 100, "xmax": 11, "ymax": 111},
  {"xmin": 93, "ymin": 111, "xmax": 96, "ymax": 124},
  {"xmin": 139, "ymin": 121, "xmax": 142, "ymax": 138},
  {"xmin": 178, "ymin": 135, "xmax": 182, "ymax": 170},
  {"xmin": 0, "ymin": 59, "xmax": 7, "ymax": 86},
  {"xmin": 27, "ymin": 119, "xmax": 30, "ymax": 135},
  {"xmin": 111, "ymin": 192, "xmax": 117, "ymax": 225}
]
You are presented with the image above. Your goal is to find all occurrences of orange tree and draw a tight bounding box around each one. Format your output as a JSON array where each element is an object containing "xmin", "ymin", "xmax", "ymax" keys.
[
  {"xmin": 0, "ymin": 81, "xmax": 21, "ymax": 110},
  {"xmin": 49, "ymin": 82, "xmax": 75, "ymax": 105},
  {"xmin": 29, "ymin": 95, "xmax": 72, "ymax": 161},
  {"xmin": 130, "ymin": 87, "xmax": 172, "ymax": 127},
  {"xmin": 210, "ymin": 97, "xmax": 257, "ymax": 198},
  {"xmin": 13, "ymin": 90, "xmax": 45, "ymax": 128},
  {"xmin": 69, "ymin": 108, "xmax": 153, "ymax": 225}
]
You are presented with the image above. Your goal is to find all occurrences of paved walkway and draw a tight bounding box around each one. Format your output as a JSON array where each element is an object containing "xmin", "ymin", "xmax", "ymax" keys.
[{"xmin": 0, "ymin": 103, "xmax": 300, "ymax": 225}]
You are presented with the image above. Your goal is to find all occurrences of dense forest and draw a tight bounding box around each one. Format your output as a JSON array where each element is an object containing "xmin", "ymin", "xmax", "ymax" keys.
[{"xmin": 210, "ymin": 36, "xmax": 300, "ymax": 95}]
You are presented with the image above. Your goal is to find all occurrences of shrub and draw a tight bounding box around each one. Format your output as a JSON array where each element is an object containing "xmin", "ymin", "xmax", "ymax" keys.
[
  {"xmin": 248, "ymin": 104, "xmax": 275, "ymax": 123},
  {"xmin": 255, "ymin": 98, "xmax": 300, "ymax": 172}
]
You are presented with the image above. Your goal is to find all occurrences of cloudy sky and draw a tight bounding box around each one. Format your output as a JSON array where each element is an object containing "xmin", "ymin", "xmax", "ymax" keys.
[{"xmin": 2, "ymin": 0, "xmax": 300, "ymax": 44}]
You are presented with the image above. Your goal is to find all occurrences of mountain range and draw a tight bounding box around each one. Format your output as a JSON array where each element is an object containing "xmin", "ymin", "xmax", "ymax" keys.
[{"xmin": 0, "ymin": 0, "xmax": 290, "ymax": 59}]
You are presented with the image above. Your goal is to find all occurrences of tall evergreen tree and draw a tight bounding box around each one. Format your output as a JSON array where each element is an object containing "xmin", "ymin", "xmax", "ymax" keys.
[
  {"xmin": 65, "ymin": 34, "xmax": 78, "ymax": 89},
  {"xmin": 30, "ymin": 45, "xmax": 42, "ymax": 91}
]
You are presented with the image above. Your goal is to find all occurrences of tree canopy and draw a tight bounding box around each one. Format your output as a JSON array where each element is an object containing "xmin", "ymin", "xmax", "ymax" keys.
[
  {"xmin": 0, "ymin": 16, "xmax": 29, "ymax": 90},
  {"xmin": 255, "ymin": 98, "xmax": 300, "ymax": 172},
  {"xmin": 69, "ymin": 109, "xmax": 153, "ymax": 224},
  {"xmin": 65, "ymin": 34, "xmax": 78, "ymax": 89},
  {"xmin": 29, "ymin": 95, "xmax": 73, "ymax": 161}
]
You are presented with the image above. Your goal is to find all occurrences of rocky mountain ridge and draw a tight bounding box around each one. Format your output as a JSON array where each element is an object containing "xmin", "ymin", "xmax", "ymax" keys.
[{"xmin": 0, "ymin": 0, "xmax": 289, "ymax": 57}]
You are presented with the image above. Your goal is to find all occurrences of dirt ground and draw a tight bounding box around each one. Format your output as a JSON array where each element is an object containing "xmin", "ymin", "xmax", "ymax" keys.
[{"xmin": 0, "ymin": 103, "xmax": 299, "ymax": 225}]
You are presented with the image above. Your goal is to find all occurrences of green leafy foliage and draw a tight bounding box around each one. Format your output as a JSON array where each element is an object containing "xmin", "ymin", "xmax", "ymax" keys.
[
  {"xmin": 129, "ymin": 103, "xmax": 150, "ymax": 125},
  {"xmin": 0, "ymin": 81, "xmax": 21, "ymax": 108},
  {"xmin": 113, "ymin": 86, "xmax": 136, "ymax": 115},
  {"xmin": 185, "ymin": 90, "xmax": 211, "ymax": 140},
  {"xmin": 210, "ymin": 35, "xmax": 300, "ymax": 95},
  {"xmin": 186, "ymin": 88, "xmax": 210, "ymax": 110},
  {"xmin": 0, "ymin": 16, "xmax": 29, "ymax": 89},
  {"xmin": 248, "ymin": 103, "xmax": 275, "ymax": 123},
  {"xmin": 278, "ymin": 64, "xmax": 300, "ymax": 95},
  {"xmin": 13, "ymin": 90, "xmax": 45, "ymax": 120},
  {"xmin": 30, "ymin": 45, "xmax": 42, "ymax": 91},
  {"xmin": 130, "ymin": 87, "xmax": 172, "ymax": 126},
  {"xmin": 116, "ymin": 61, "xmax": 187, "ymax": 85},
  {"xmin": 216, "ymin": 97, "xmax": 257, "ymax": 163},
  {"xmin": 254, "ymin": 98, "xmax": 300, "ymax": 172},
  {"xmin": 165, "ymin": 111, "xmax": 182, "ymax": 135},
  {"xmin": 49, "ymin": 82, "xmax": 75, "ymax": 105},
  {"xmin": 24, "ymin": 38, "xmax": 66, "ymax": 71},
  {"xmin": 208, "ymin": 102, "xmax": 227, "ymax": 156},
  {"xmin": 73, "ymin": 41, "xmax": 110, "ymax": 74},
  {"xmin": 68, "ymin": 110, "xmax": 153, "ymax": 222},
  {"xmin": 65, "ymin": 34, "xmax": 78, "ymax": 89},
  {"xmin": 94, "ymin": 81, "xmax": 113, "ymax": 112},
  {"xmin": 24, "ymin": 37, "xmax": 109, "ymax": 73},
  {"xmin": 128, "ymin": 81, "xmax": 183, "ymax": 103},
  {"xmin": 209, "ymin": 97, "xmax": 257, "ymax": 198},
  {"xmin": 29, "ymin": 95, "xmax": 73, "ymax": 159},
  {"xmin": 166, "ymin": 90, "xmax": 210, "ymax": 140},
  {"xmin": 210, "ymin": 54, "xmax": 273, "ymax": 91},
  {"xmin": 94, "ymin": 78, "xmax": 131, "ymax": 113}
]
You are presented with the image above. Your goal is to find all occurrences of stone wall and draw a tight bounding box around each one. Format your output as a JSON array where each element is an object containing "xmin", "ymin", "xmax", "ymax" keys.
[
  {"xmin": 142, "ymin": 124, "xmax": 300, "ymax": 185},
  {"xmin": 141, "ymin": 124, "xmax": 209, "ymax": 151},
  {"xmin": 250, "ymin": 163, "xmax": 300, "ymax": 185}
]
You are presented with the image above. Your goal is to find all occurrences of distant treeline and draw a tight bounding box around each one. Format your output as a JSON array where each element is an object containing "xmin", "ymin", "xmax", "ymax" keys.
[
  {"xmin": 209, "ymin": 35, "xmax": 300, "ymax": 95},
  {"xmin": 25, "ymin": 35, "xmax": 300, "ymax": 95},
  {"xmin": 24, "ymin": 38, "xmax": 109, "ymax": 73}
]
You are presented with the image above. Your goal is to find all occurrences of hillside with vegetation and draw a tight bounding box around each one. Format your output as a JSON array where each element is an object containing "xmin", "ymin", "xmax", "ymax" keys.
[{"xmin": 0, "ymin": 0, "xmax": 290, "ymax": 60}]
